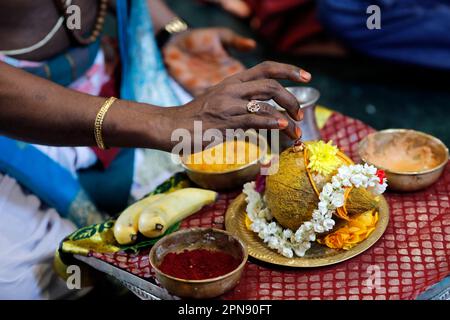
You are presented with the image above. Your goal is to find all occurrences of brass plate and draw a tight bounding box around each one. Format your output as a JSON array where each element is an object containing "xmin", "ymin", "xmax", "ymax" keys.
[{"xmin": 225, "ymin": 193, "xmax": 390, "ymax": 268}]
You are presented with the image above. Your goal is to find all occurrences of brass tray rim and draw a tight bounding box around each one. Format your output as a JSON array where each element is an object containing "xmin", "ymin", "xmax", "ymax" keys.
[{"xmin": 225, "ymin": 193, "xmax": 390, "ymax": 268}]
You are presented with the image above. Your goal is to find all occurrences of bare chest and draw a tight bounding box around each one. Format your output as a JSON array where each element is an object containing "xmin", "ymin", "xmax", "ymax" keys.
[{"xmin": 0, "ymin": 0, "xmax": 99, "ymax": 61}]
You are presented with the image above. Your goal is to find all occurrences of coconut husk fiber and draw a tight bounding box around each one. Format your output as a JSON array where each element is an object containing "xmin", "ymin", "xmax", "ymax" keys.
[{"xmin": 265, "ymin": 147, "xmax": 378, "ymax": 231}]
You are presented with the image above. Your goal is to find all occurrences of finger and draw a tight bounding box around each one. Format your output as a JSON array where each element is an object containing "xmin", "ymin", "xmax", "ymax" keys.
[
  {"xmin": 225, "ymin": 99, "xmax": 299, "ymax": 138},
  {"xmin": 229, "ymin": 113, "xmax": 301, "ymax": 141},
  {"xmin": 217, "ymin": 28, "xmax": 257, "ymax": 51},
  {"xmin": 233, "ymin": 61, "xmax": 311, "ymax": 83},
  {"xmin": 230, "ymin": 113, "xmax": 281, "ymax": 131},
  {"xmin": 252, "ymin": 102, "xmax": 300, "ymax": 139},
  {"xmin": 220, "ymin": 0, "xmax": 251, "ymax": 18},
  {"xmin": 227, "ymin": 79, "xmax": 302, "ymax": 121},
  {"xmin": 215, "ymin": 98, "xmax": 302, "ymax": 139},
  {"xmin": 231, "ymin": 101, "xmax": 299, "ymax": 139}
]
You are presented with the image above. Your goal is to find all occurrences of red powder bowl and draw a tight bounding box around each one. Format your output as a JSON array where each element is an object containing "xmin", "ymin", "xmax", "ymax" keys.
[{"xmin": 150, "ymin": 228, "xmax": 248, "ymax": 299}]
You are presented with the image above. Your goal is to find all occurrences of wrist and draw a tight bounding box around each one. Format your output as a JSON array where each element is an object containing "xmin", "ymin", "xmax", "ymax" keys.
[
  {"xmin": 156, "ymin": 17, "xmax": 190, "ymax": 48},
  {"xmin": 101, "ymin": 100, "xmax": 170, "ymax": 150},
  {"xmin": 142, "ymin": 105, "xmax": 181, "ymax": 152}
]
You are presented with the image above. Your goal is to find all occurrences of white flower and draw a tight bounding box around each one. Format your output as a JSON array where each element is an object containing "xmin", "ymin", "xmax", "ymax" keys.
[
  {"xmin": 250, "ymin": 220, "xmax": 263, "ymax": 233},
  {"xmin": 332, "ymin": 176, "xmax": 342, "ymax": 189},
  {"xmin": 283, "ymin": 229, "xmax": 293, "ymax": 239},
  {"xmin": 331, "ymin": 191, "xmax": 345, "ymax": 208},
  {"xmin": 323, "ymin": 218, "xmax": 335, "ymax": 230},
  {"xmin": 373, "ymin": 181, "xmax": 387, "ymax": 194},
  {"xmin": 294, "ymin": 229, "xmax": 304, "ymax": 242},
  {"xmin": 259, "ymin": 224, "xmax": 273, "ymax": 239},
  {"xmin": 322, "ymin": 184, "xmax": 333, "ymax": 197},
  {"xmin": 294, "ymin": 242, "xmax": 311, "ymax": 257},
  {"xmin": 258, "ymin": 230, "xmax": 268, "ymax": 239},
  {"xmin": 303, "ymin": 221, "xmax": 314, "ymax": 231},
  {"xmin": 350, "ymin": 173, "xmax": 366, "ymax": 188},
  {"xmin": 313, "ymin": 209, "xmax": 323, "ymax": 220},
  {"xmin": 314, "ymin": 224, "xmax": 325, "ymax": 233},
  {"xmin": 268, "ymin": 236, "xmax": 280, "ymax": 249},
  {"xmin": 281, "ymin": 247, "xmax": 294, "ymax": 258},
  {"xmin": 338, "ymin": 166, "xmax": 351, "ymax": 179},
  {"xmin": 354, "ymin": 164, "xmax": 364, "ymax": 173},
  {"xmin": 365, "ymin": 164, "xmax": 377, "ymax": 175},
  {"xmin": 267, "ymin": 222, "xmax": 278, "ymax": 234},
  {"xmin": 318, "ymin": 201, "xmax": 328, "ymax": 214},
  {"xmin": 319, "ymin": 193, "xmax": 330, "ymax": 203},
  {"xmin": 342, "ymin": 178, "xmax": 352, "ymax": 187},
  {"xmin": 306, "ymin": 229, "xmax": 316, "ymax": 242}
]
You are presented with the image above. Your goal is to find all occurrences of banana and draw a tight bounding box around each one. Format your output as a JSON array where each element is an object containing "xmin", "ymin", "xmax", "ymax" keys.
[
  {"xmin": 138, "ymin": 188, "xmax": 218, "ymax": 238},
  {"xmin": 113, "ymin": 194, "xmax": 164, "ymax": 245}
]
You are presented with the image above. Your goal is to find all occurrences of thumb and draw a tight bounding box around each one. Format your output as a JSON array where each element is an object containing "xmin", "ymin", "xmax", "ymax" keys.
[{"xmin": 218, "ymin": 28, "xmax": 257, "ymax": 52}]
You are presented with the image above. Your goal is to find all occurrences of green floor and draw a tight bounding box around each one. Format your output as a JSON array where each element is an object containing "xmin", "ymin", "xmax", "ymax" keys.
[{"xmin": 167, "ymin": 0, "xmax": 450, "ymax": 146}]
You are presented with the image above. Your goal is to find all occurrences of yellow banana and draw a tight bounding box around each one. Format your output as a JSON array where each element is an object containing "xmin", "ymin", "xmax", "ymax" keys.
[
  {"xmin": 138, "ymin": 188, "xmax": 217, "ymax": 238},
  {"xmin": 113, "ymin": 194, "xmax": 164, "ymax": 245}
]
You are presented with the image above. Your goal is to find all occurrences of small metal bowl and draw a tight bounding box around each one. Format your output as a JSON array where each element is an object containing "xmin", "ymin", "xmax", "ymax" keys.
[
  {"xmin": 149, "ymin": 228, "xmax": 248, "ymax": 299},
  {"xmin": 267, "ymin": 86, "xmax": 321, "ymax": 149},
  {"xmin": 180, "ymin": 131, "xmax": 268, "ymax": 191},
  {"xmin": 359, "ymin": 129, "xmax": 449, "ymax": 192}
]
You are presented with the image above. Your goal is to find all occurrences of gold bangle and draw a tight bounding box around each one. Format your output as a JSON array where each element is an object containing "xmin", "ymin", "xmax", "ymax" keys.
[{"xmin": 94, "ymin": 97, "xmax": 117, "ymax": 149}]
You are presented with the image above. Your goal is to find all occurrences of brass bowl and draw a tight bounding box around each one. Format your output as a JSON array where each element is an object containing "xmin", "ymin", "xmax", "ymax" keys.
[
  {"xmin": 180, "ymin": 130, "xmax": 268, "ymax": 191},
  {"xmin": 359, "ymin": 129, "xmax": 449, "ymax": 192},
  {"xmin": 149, "ymin": 228, "xmax": 248, "ymax": 299}
]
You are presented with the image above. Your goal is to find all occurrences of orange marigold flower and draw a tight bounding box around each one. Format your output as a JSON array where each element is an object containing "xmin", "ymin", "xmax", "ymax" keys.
[{"xmin": 319, "ymin": 209, "xmax": 379, "ymax": 250}]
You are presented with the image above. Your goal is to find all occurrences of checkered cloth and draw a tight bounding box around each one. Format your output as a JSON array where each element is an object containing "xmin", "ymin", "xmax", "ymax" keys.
[{"xmin": 91, "ymin": 111, "xmax": 449, "ymax": 300}]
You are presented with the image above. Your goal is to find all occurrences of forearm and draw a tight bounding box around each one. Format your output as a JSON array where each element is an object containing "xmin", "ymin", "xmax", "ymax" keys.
[
  {"xmin": 146, "ymin": 0, "xmax": 179, "ymax": 33},
  {"xmin": 0, "ymin": 61, "xmax": 172, "ymax": 150}
]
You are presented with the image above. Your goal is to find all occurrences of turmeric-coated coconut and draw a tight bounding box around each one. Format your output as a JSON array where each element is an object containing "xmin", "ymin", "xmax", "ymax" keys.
[{"xmin": 265, "ymin": 147, "xmax": 378, "ymax": 231}]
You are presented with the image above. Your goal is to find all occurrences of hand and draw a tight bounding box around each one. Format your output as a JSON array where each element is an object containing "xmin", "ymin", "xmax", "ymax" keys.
[
  {"xmin": 163, "ymin": 28, "xmax": 256, "ymax": 96},
  {"xmin": 157, "ymin": 61, "xmax": 312, "ymax": 152},
  {"xmin": 201, "ymin": 0, "xmax": 251, "ymax": 18}
]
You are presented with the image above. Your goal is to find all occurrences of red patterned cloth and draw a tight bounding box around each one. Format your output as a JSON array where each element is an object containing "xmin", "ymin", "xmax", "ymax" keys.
[{"xmin": 91, "ymin": 112, "xmax": 450, "ymax": 300}]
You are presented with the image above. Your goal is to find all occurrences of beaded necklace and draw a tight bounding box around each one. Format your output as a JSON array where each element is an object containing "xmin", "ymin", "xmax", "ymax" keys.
[{"xmin": 54, "ymin": 0, "xmax": 109, "ymax": 45}]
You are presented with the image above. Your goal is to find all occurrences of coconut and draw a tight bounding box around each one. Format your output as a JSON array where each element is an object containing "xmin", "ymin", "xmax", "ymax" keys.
[{"xmin": 264, "ymin": 147, "xmax": 378, "ymax": 231}]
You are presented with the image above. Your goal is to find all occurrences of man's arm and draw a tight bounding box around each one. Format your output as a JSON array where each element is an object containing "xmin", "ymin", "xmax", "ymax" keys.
[
  {"xmin": 146, "ymin": 0, "xmax": 179, "ymax": 33},
  {"xmin": 109, "ymin": 0, "xmax": 177, "ymax": 34},
  {"xmin": 0, "ymin": 60, "xmax": 310, "ymax": 151},
  {"xmin": 0, "ymin": 61, "xmax": 169, "ymax": 149}
]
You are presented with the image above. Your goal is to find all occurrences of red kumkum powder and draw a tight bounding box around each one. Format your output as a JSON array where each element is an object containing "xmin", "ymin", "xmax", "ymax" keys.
[{"xmin": 158, "ymin": 249, "xmax": 241, "ymax": 280}]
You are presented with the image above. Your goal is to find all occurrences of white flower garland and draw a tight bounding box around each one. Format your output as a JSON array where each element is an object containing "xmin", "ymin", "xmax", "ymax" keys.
[{"xmin": 243, "ymin": 163, "xmax": 387, "ymax": 258}]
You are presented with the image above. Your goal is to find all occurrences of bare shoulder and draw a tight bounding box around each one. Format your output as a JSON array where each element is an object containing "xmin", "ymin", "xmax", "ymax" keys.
[{"xmin": 0, "ymin": 0, "xmax": 98, "ymax": 25}]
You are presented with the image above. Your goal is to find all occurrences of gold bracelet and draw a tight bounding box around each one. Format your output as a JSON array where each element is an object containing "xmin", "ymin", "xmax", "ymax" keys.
[
  {"xmin": 94, "ymin": 97, "xmax": 117, "ymax": 149},
  {"xmin": 164, "ymin": 17, "xmax": 188, "ymax": 34}
]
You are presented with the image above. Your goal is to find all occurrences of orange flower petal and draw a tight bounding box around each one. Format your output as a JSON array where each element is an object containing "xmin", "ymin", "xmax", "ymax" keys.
[{"xmin": 320, "ymin": 210, "xmax": 380, "ymax": 250}]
